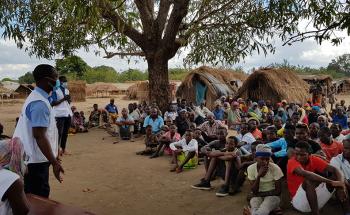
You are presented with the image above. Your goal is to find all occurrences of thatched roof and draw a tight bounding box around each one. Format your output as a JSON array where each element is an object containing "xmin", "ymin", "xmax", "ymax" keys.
[
  {"xmin": 86, "ymin": 82, "xmax": 120, "ymax": 94},
  {"xmin": 68, "ymin": 81, "xmax": 86, "ymax": 102},
  {"xmin": 298, "ymin": 74, "xmax": 333, "ymax": 83},
  {"xmin": 235, "ymin": 68, "xmax": 310, "ymax": 104},
  {"xmin": 176, "ymin": 66, "xmax": 247, "ymax": 96}
]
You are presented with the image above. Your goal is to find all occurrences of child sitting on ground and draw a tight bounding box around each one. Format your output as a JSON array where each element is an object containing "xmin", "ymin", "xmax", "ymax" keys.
[
  {"xmin": 150, "ymin": 124, "xmax": 181, "ymax": 158},
  {"xmin": 136, "ymin": 125, "xmax": 159, "ymax": 155},
  {"xmin": 169, "ymin": 130, "xmax": 198, "ymax": 173},
  {"xmin": 243, "ymin": 144, "xmax": 283, "ymax": 215}
]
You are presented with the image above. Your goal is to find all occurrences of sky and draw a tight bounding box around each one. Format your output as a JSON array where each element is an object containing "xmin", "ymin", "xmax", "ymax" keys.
[{"xmin": 0, "ymin": 35, "xmax": 350, "ymax": 80}]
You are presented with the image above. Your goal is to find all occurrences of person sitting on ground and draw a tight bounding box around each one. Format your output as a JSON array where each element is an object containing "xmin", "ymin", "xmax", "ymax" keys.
[
  {"xmin": 318, "ymin": 126, "xmax": 343, "ymax": 161},
  {"xmin": 164, "ymin": 104, "xmax": 178, "ymax": 121},
  {"xmin": 114, "ymin": 108, "xmax": 135, "ymax": 143},
  {"xmin": 308, "ymin": 106, "xmax": 320, "ymax": 125},
  {"xmin": 212, "ymin": 102, "xmax": 225, "ymax": 121},
  {"xmin": 193, "ymin": 128, "xmax": 208, "ymax": 158},
  {"xmin": 248, "ymin": 119, "xmax": 262, "ymax": 140},
  {"xmin": 231, "ymin": 141, "xmax": 260, "ymax": 196},
  {"xmin": 198, "ymin": 113, "xmax": 224, "ymax": 143},
  {"xmin": 287, "ymin": 141, "xmax": 346, "ymax": 215},
  {"xmin": 330, "ymin": 139, "xmax": 350, "ymax": 214},
  {"xmin": 274, "ymin": 108, "xmax": 288, "ymax": 124},
  {"xmin": 192, "ymin": 134, "xmax": 242, "ymax": 197},
  {"xmin": 309, "ymin": 122, "xmax": 320, "ymax": 142},
  {"xmin": 0, "ymin": 138, "xmax": 29, "ymax": 215},
  {"xmin": 317, "ymin": 115, "xmax": 329, "ymax": 129},
  {"xmin": 89, "ymin": 104, "xmax": 102, "ymax": 128},
  {"xmin": 169, "ymin": 130, "xmax": 198, "ymax": 173},
  {"xmin": 227, "ymin": 101, "xmax": 241, "ymax": 130},
  {"xmin": 0, "ymin": 123, "xmax": 11, "ymax": 140},
  {"xmin": 331, "ymin": 123, "xmax": 346, "ymax": 143},
  {"xmin": 248, "ymin": 102, "xmax": 262, "ymax": 121},
  {"xmin": 105, "ymin": 98, "xmax": 118, "ymax": 124},
  {"xmin": 136, "ymin": 125, "xmax": 159, "ymax": 155},
  {"xmin": 264, "ymin": 126, "xmax": 279, "ymax": 143},
  {"xmin": 333, "ymin": 106, "xmax": 349, "ymax": 130},
  {"xmin": 143, "ymin": 107, "xmax": 164, "ymax": 134},
  {"xmin": 237, "ymin": 123, "xmax": 256, "ymax": 155},
  {"xmin": 290, "ymin": 112, "xmax": 301, "ymax": 125},
  {"xmin": 129, "ymin": 103, "xmax": 141, "ymax": 136},
  {"xmin": 150, "ymin": 124, "xmax": 181, "ymax": 158},
  {"xmin": 79, "ymin": 111, "xmax": 88, "ymax": 128},
  {"xmin": 243, "ymin": 144, "xmax": 284, "ymax": 215},
  {"xmin": 175, "ymin": 109, "xmax": 190, "ymax": 136},
  {"xmin": 274, "ymin": 117, "xmax": 284, "ymax": 138},
  {"xmin": 267, "ymin": 123, "xmax": 297, "ymax": 173},
  {"xmin": 71, "ymin": 111, "xmax": 88, "ymax": 133}
]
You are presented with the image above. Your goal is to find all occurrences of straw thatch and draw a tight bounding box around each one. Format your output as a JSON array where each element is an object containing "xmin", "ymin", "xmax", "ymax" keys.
[
  {"xmin": 176, "ymin": 66, "xmax": 247, "ymax": 109},
  {"xmin": 235, "ymin": 68, "xmax": 310, "ymax": 104},
  {"xmin": 127, "ymin": 81, "xmax": 177, "ymax": 103},
  {"xmin": 15, "ymin": 84, "xmax": 34, "ymax": 98},
  {"xmin": 68, "ymin": 81, "xmax": 86, "ymax": 102},
  {"xmin": 86, "ymin": 82, "xmax": 120, "ymax": 97}
]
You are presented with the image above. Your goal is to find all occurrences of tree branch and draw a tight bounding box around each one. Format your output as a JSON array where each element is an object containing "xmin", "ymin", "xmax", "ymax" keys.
[
  {"xmin": 96, "ymin": 0, "xmax": 145, "ymax": 48},
  {"xmin": 156, "ymin": 0, "xmax": 172, "ymax": 39},
  {"xmin": 134, "ymin": 0, "xmax": 154, "ymax": 36},
  {"xmin": 103, "ymin": 51, "xmax": 145, "ymax": 58}
]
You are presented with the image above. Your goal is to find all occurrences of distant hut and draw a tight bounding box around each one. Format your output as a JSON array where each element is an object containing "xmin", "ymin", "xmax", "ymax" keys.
[
  {"xmin": 86, "ymin": 82, "xmax": 119, "ymax": 98},
  {"xmin": 235, "ymin": 68, "xmax": 309, "ymax": 104},
  {"xmin": 336, "ymin": 79, "xmax": 350, "ymax": 94},
  {"xmin": 68, "ymin": 81, "xmax": 86, "ymax": 102},
  {"xmin": 176, "ymin": 66, "xmax": 247, "ymax": 109},
  {"xmin": 127, "ymin": 81, "xmax": 177, "ymax": 103},
  {"xmin": 298, "ymin": 74, "xmax": 333, "ymax": 96},
  {"xmin": 15, "ymin": 84, "xmax": 34, "ymax": 98}
]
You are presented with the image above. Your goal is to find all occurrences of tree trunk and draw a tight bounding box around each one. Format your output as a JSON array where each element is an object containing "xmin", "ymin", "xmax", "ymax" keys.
[{"xmin": 147, "ymin": 53, "xmax": 170, "ymax": 113}]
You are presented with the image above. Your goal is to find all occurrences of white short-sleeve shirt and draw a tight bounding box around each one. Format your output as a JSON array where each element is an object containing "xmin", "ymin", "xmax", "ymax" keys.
[{"xmin": 0, "ymin": 169, "xmax": 20, "ymax": 215}]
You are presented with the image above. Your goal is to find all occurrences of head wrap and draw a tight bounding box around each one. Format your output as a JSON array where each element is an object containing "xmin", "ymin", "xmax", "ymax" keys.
[{"xmin": 0, "ymin": 138, "xmax": 26, "ymax": 178}]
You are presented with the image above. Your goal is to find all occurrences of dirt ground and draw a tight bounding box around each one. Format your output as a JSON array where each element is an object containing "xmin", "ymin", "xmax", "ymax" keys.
[{"xmin": 1, "ymin": 95, "xmax": 349, "ymax": 215}]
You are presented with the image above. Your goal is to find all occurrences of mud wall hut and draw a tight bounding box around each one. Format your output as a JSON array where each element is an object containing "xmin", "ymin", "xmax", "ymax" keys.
[
  {"xmin": 68, "ymin": 81, "xmax": 86, "ymax": 102},
  {"xmin": 235, "ymin": 68, "xmax": 310, "ymax": 104},
  {"xmin": 176, "ymin": 66, "xmax": 247, "ymax": 109}
]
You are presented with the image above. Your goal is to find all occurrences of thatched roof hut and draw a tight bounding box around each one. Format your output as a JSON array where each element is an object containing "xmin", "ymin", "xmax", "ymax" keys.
[
  {"xmin": 127, "ymin": 81, "xmax": 177, "ymax": 103},
  {"xmin": 86, "ymin": 82, "xmax": 120, "ymax": 97},
  {"xmin": 235, "ymin": 68, "xmax": 310, "ymax": 104},
  {"xmin": 15, "ymin": 84, "xmax": 34, "ymax": 98},
  {"xmin": 68, "ymin": 81, "xmax": 86, "ymax": 102},
  {"xmin": 176, "ymin": 66, "xmax": 247, "ymax": 109}
]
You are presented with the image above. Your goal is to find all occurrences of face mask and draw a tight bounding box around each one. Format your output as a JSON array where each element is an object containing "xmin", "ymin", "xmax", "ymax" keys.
[
  {"xmin": 62, "ymin": 82, "xmax": 68, "ymax": 88},
  {"xmin": 55, "ymin": 80, "xmax": 61, "ymax": 88}
]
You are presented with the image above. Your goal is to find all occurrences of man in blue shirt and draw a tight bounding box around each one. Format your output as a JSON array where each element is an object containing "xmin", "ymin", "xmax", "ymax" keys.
[
  {"xmin": 105, "ymin": 98, "xmax": 118, "ymax": 124},
  {"xmin": 143, "ymin": 108, "xmax": 164, "ymax": 134},
  {"xmin": 213, "ymin": 103, "xmax": 224, "ymax": 121},
  {"xmin": 333, "ymin": 107, "xmax": 348, "ymax": 129}
]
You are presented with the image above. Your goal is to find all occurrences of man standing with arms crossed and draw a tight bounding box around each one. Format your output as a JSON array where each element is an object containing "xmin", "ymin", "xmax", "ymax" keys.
[{"xmin": 14, "ymin": 64, "xmax": 64, "ymax": 198}]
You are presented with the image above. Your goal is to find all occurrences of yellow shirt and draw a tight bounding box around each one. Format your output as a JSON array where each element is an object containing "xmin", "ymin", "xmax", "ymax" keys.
[
  {"xmin": 277, "ymin": 128, "xmax": 284, "ymax": 137},
  {"xmin": 247, "ymin": 162, "xmax": 284, "ymax": 192}
]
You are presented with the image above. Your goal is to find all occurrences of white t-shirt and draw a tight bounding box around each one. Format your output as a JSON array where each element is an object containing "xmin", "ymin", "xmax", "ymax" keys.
[
  {"xmin": 0, "ymin": 169, "xmax": 20, "ymax": 215},
  {"xmin": 237, "ymin": 132, "xmax": 256, "ymax": 153}
]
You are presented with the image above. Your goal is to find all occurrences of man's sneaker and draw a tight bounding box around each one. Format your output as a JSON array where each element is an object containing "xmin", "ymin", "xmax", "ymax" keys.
[
  {"xmin": 216, "ymin": 185, "xmax": 229, "ymax": 197},
  {"xmin": 191, "ymin": 180, "xmax": 211, "ymax": 190}
]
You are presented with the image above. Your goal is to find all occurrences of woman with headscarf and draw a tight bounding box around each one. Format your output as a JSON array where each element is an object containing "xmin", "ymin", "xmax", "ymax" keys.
[{"xmin": 0, "ymin": 137, "xmax": 29, "ymax": 215}]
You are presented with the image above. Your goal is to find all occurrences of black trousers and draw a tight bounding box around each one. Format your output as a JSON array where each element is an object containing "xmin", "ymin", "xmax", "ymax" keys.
[
  {"xmin": 56, "ymin": 117, "xmax": 71, "ymax": 150},
  {"xmin": 24, "ymin": 162, "xmax": 50, "ymax": 198}
]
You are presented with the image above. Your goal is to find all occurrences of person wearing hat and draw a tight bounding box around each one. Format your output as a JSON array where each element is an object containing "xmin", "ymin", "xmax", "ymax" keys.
[
  {"xmin": 213, "ymin": 102, "xmax": 225, "ymax": 121},
  {"xmin": 243, "ymin": 144, "xmax": 284, "ymax": 215}
]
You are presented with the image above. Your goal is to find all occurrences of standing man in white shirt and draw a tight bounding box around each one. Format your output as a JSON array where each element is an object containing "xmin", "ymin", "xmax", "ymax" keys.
[
  {"xmin": 50, "ymin": 76, "xmax": 73, "ymax": 156},
  {"xmin": 13, "ymin": 64, "xmax": 64, "ymax": 198}
]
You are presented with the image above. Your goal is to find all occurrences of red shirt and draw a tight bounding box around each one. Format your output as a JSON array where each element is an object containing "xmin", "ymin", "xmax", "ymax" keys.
[
  {"xmin": 251, "ymin": 128, "xmax": 262, "ymax": 140},
  {"xmin": 287, "ymin": 155, "xmax": 328, "ymax": 198},
  {"xmin": 320, "ymin": 140, "xmax": 343, "ymax": 161}
]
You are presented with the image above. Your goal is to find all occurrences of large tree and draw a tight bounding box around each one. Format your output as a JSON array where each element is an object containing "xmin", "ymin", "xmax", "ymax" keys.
[{"xmin": 0, "ymin": 0, "xmax": 349, "ymax": 110}]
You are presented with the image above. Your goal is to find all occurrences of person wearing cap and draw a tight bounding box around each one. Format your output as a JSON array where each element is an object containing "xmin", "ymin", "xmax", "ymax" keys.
[
  {"xmin": 308, "ymin": 106, "xmax": 320, "ymax": 125},
  {"xmin": 333, "ymin": 107, "xmax": 349, "ymax": 129},
  {"xmin": 287, "ymin": 141, "xmax": 346, "ymax": 215},
  {"xmin": 243, "ymin": 144, "xmax": 283, "ymax": 215},
  {"xmin": 174, "ymin": 109, "xmax": 190, "ymax": 136},
  {"xmin": 213, "ymin": 102, "xmax": 225, "ymax": 121}
]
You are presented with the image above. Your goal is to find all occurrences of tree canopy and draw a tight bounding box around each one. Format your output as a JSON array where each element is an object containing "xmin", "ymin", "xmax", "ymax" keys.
[
  {"xmin": 56, "ymin": 56, "xmax": 91, "ymax": 78},
  {"xmin": 18, "ymin": 72, "xmax": 34, "ymax": 84}
]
